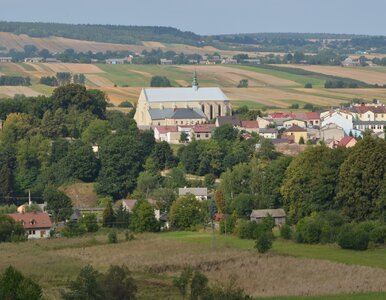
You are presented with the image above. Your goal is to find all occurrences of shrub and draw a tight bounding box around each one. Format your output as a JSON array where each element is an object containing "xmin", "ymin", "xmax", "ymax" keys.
[
  {"xmin": 108, "ymin": 231, "xmax": 118, "ymax": 244},
  {"xmin": 295, "ymin": 215, "xmax": 322, "ymax": 244},
  {"xmin": 118, "ymin": 101, "xmax": 133, "ymax": 108},
  {"xmin": 369, "ymin": 226, "xmax": 386, "ymax": 244},
  {"xmin": 61, "ymin": 221, "xmax": 87, "ymax": 238},
  {"xmin": 280, "ymin": 224, "xmax": 292, "ymax": 240},
  {"xmin": 304, "ymin": 83, "xmax": 313, "ymax": 88},
  {"xmin": 78, "ymin": 213, "xmax": 99, "ymax": 233},
  {"xmin": 338, "ymin": 223, "xmax": 369, "ymax": 251},
  {"xmin": 220, "ymin": 213, "xmax": 237, "ymax": 235},
  {"xmin": 255, "ymin": 231, "xmax": 273, "ymax": 253},
  {"xmin": 234, "ymin": 219, "xmax": 270, "ymax": 240},
  {"xmin": 0, "ymin": 215, "xmax": 26, "ymax": 242}
]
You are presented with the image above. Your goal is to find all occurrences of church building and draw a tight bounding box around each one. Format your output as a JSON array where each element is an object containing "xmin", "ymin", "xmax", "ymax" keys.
[{"xmin": 134, "ymin": 73, "xmax": 231, "ymax": 127}]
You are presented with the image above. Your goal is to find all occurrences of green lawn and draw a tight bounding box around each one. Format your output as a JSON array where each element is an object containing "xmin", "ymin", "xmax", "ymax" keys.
[{"xmin": 161, "ymin": 231, "xmax": 386, "ymax": 270}]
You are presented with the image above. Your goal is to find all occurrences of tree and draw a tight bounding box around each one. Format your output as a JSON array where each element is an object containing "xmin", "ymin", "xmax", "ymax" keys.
[
  {"xmin": 237, "ymin": 79, "xmax": 248, "ymax": 88},
  {"xmin": 151, "ymin": 188, "xmax": 176, "ymax": 212},
  {"xmin": 259, "ymin": 139, "xmax": 278, "ymax": 160},
  {"xmin": 299, "ymin": 136, "xmax": 305, "ymax": 144},
  {"xmin": 0, "ymin": 215, "xmax": 25, "ymax": 242},
  {"xmin": 56, "ymin": 72, "xmax": 72, "ymax": 86},
  {"xmin": 281, "ymin": 146, "xmax": 347, "ymax": 222},
  {"xmin": 103, "ymin": 201, "xmax": 116, "ymax": 227},
  {"xmin": 96, "ymin": 133, "xmax": 144, "ymax": 199},
  {"xmin": 255, "ymin": 230, "xmax": 273, "ymax": 253},
  {"xmin": 304, "ymin": 83, "xmax": 313, "ymax": 88},
  {"xmin": 129, "ymin": 201, "xmax": 159, "ymax": 233},
  {"xmin": 0, "ymin": 266, "xmax": 42, "ymax": 300},
  {"xmin": 115, "ymin": 203, "xmax": 130, "ymax": 228},
  {"xmin": 150, "ymin": 141, "xmax": 175, "ymax": 170},
  {"xmin": 180, "ymin": 131, "xmax": 188, "ymax": 143},
  {"xmin": 0, "ymin": 113, "xmax": 34, "ymax": 144},
  {"xmin": 62, "ymin": 265, "xmax": 104, "ymax": 300},
  {"xmin": 169, "ymin": 194, "xmax": 204, "ymax": 230},
  {"xmin": 73, "ymin": 74, "xmax": 86, "ymax": 85},
  {"xmin": 164, "ymin": 167, "xmax": 187, "ymax": 189},
  {"xmin": 78, "ymin": 213, "xmax": 99, "ymax": 232},
  {"xmin": 43, "ymin": 185, "xmax": 73, "ymax": 222},
  {"xmin": 213, "ymin": 124, "xmax": 238, "ymax": 142},
  {"xmin": 81, "ymin": 119, "xmax": 111, "ymax": 145},
  {"xmin": 150, "ymin": 76, "xmax": 171, "ymax": 87},
  {"xmin": 136, "ymin": 171, "xmax": 159, "ymax": 199},
  {"xmin": 173, "ymin": 268, "xmax": 192, "ymax": 300},
  {"xmin": 336, "ymin": 136, "xmax": 386, "ymax": 221},
  {"xmin": 103, "ymin": 265, "xmax": 137, "ymax": 300}
]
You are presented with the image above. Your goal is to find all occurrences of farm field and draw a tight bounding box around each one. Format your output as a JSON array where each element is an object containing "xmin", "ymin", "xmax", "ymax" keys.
[
  {"xmin": 277, "ymin": 64, "xmax": 386, "ymax": 85},
  {"xmin": 1, "ymin": 62, "xmax": 386, "ymax": 108},
  {"xmin": 1, "ymin": 231, "xmax": 386, "ymax": 299}
]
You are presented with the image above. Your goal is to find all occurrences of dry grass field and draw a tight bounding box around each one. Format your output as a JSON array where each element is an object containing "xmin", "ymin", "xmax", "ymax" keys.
[
  {"xmin": 0, "ymin": 86, "xmax": 41, "ymax": 97},
  {"xmin": 278, "ymin": 64, "xmax": 386, "ymax": 85},
  {"xmin": 1, "ymin": 232, "xmax": 386, "ymax": 299}
]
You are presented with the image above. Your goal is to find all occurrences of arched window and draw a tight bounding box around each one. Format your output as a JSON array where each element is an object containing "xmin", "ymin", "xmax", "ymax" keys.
[
  {"xmin": 218, "ymin": 105, "xmax": 221, "ymax": 116},
  {"xmin": 209, "ymin": 105, "xmax": 213, "ymax": 120}
]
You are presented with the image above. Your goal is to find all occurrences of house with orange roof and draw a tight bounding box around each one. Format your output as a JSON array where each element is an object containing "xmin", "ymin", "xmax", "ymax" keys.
[
  {"xmin": 338, "ymin": 136, "xmax": 357, "ymax": 148},
  {"xmin": 7, "ymin": 212, "xmax": 53, "ymax": 239}
]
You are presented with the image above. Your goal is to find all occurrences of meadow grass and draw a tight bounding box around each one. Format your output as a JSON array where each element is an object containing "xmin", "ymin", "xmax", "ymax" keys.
[{"xmin": 256, "ymin": 292, "xmax": 386, "ymax": 300}]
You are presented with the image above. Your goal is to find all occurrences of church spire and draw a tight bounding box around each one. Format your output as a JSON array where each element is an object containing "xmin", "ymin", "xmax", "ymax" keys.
[{"xmin": 192, "ymin": 71, "xmax": 199, "ymax": 91}]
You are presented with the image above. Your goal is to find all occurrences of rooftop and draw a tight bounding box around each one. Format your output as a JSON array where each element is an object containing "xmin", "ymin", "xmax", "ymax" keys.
[
  {"xmin": 241, "ymin": 120, "xmax": 259, "ymax": 129},
  {"xmin": 149, "ymin": 108, "xmax": 206, "ymax": 120},
  {"xmin": 8, "ymin": 212, "xmax": 52, "ymax": 229},
  {"xmin": 338, "ymin": 136, "xmax": 356, "ymax": 147},
  {"xmin": 216, "ymin": 115, "xmax": 241, "ymax": 127},
  {"xmin": 250, "ymin": 209, "xmax": 286, "ymax": 218},
  {"xmin": 143, "ymin": 87, "xmax": 229, "ymax": 103},
  {"xmin": 178, "ymin": 187, "xmax": 208, "ymax": 197},
  {"xmin": 286, "ymin": 125, "xmax": 307, "ymax": 132}
]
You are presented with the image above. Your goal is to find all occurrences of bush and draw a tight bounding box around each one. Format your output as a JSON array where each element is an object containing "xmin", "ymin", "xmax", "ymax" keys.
[
  {"xmin": 0, "ymin": 215, "xmax": 26, "ymax": 242},
  {"xmin": 78, "ymin": 213, "xmax": 99, "ymax": 233},
  {"xmin": 255, "ymin": 231, "xmax": 273, "ymax": 253},
  {"xmin": 369, "ymin": 226, "xmax": 386, "ymax": 244},
  {"xmin": 304, "ymin": 83, "xmax": 313, "ymax": 88},
  {"xmin": 118, "ymin": 101, "xmax": 133, "ymax": 108},
  {"xmin": 61, "ymin": 221, "xmax": 87, "ymax": 238},
  {"xmin": 234, "ymin": 219, "xmax": 270, "ymax": 240},
  {"xmin": 338, "ymin": 223, "xmax": 369, "ymax": 250},
  {"xmin": 280, "ymin": 224, "xmax": 292, "ymax": 240},
  {"xmin": 295, "ymin": 215, "xmax": 323, "ymax": 244},
  {"xmin": 108, "ymin": 231, "xmax": 118, "ymax": 244},
  {"xmin": 220, "ymin": 213, "xmax": 237, "ymax": 235}
]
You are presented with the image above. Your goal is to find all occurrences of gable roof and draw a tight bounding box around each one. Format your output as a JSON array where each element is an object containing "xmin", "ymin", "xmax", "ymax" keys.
[
  {"xmin": 8, "ymin": 212, "xmax": 52, "ymax": 229},
  {"xmin": 154, "ymin": 126, "xmax": 178, "ymax": 134},
  {"xmin": 286, "ymin": 125, "xmax": 307, "ymax": 132},
  {"xmin": 178, "ymin": 187, "xmax": 208, "ymax": 197},
  {"xmin": 216, "ymin": 115, "xmax": 241, "ymax": 126},
  {"xmin": 143, "ymin": 87, "xmax": 229, "ymax": 103},
  {"xmin": 149, "ymin": 108, "xmax": 206, "ymax": 120},
  {"xmin": 351, "ymin": 105, "xmax": 386, "ymax": 114},
  {"xmin": 122, "ymin": 199, "xmax": 137, "ymax": 211},
  {"xmin": 259, "ymin": 128, "xmax": 278, "ymax": 134},
  {"xmin": 241, "ymin": 120, "xmax": 259, "ymax": 129},
  {"xmin": 250, "ymin": 209, "xmax": 286, "ymax": 218},
  {"xmin": 338, "ymin": 136, "xmax": 356, "ymax": 147},
  {"xmin": 192, "ymin": 124, "xmax": 215, "ymax": 133}
]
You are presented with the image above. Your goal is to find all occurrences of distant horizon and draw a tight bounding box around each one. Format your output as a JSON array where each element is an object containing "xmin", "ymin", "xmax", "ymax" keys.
[
  {"xmin": 0, "ymin": 19, "xmax": 382, "ymax": 38},
  {"xmin": 1, "ymin": 0, "xmax": 386, "ymax": 36}
]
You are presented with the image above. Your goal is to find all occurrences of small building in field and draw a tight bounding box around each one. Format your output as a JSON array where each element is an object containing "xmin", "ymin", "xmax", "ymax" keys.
[
  {"xmin": 24, "ymin": 57, "xmax": 43, "ymax": 63},
  {"xmin": 160, "ymin": 59, "xmax": 173, "ymax": 65},
  {"xmin": 0, "ymin": 57, "xmax": 12, "ymax": 63},
  {"xmin": 250, "ymin": 209, "xmax": 286, "ymax": 226},
  {"xmin": 178, "ymin": 187, "xmax": 208, "ymax": 201},
  {"xmin": 7, "ymin": 212, "xmax": 53, "ymax": 239}
]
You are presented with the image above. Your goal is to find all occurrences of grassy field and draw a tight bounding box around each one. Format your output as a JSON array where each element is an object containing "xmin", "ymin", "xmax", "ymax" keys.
[
  {"xmin": 1, "ymin": 62, "xmax": 386, "ymax": 108},
  {"xmin": 1, "ymin": 230, "xmax": 386, "ymax": 299}
]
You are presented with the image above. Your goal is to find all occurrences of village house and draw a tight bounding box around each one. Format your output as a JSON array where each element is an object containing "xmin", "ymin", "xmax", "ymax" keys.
[
  {"xmin": 105, "ymin": 57, "xmax": 132, "ymax": 64},
  {"xmin": 338, "ymin": 136, "xmax": 357, "ymax": 148},
  {"xmin": 239, "ymin": 120, "xmax": 259, "ymax": 133},
  {"xmin": 353, "ymin": 121, "xmax": 385, "ymax": 134},
  {"xmin": 283, "ymin": 125, "xmax": 307, "ymax": 144},
  {"xmin": 24, "ymin": 57, "xmax": 43, "ymax": 63},
  {"xmin": 320, "ymin": 123, "xmax": 345, "ymax": 142},
  {"xmin": 250, "ymin": 209, "xmax": 286, "ymax": 226},
  {"xmin": 216, "ymin": 115, "xmax": 241, "ymax": 127},
  {"xmin": 122, "ymin": 199, "xmax": 137, "ymax": 213},
  {"xmin": 134, "ymin": 72, "xmax": 231, "ymax": 127},
  {"xmin": 258, "ymin": 128, "xmax": 278, "ymax": 139},
  {"xmin": 178, "ymin": 187, "xmax": 208, "ymax": 201},
  {"xmin": 8, "ymin": 212, "xmax": 53, "ymax": 239},
  {"xmin": 221, "ymin": 58, "xmax": 238, "ymax": 64},
  {"xmin": 160, "ymin": 59, "xmax": 173, "ymax": 65},
  {"xmin": 321, "ymin": 109, "xmax": 357, "ymax": 135},
  {"xmin": 283, "ymin": 118, "xmax": 306, "ymax": 129},
  {"xmin": 190, "ymin": 124, "xmax": 215, "ymax": 141},
  {"xmin": 0, "ymin": 57, "xmax": 12, "ymax": 63},
  {"xmin": 153, "ymin": 126, "xmax": 181, "ymax": 143},
  {"xmin": 350, "ymin": 103, "xmax": 386, "ymax": 122},
  {"xmin": 256, "ymin": 116, "xmax": 272, "ymax": 128}
]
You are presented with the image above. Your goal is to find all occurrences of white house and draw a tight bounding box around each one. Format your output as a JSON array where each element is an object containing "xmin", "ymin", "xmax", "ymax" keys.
[
  {"xmin": 178, "ymin": 187, "xmax": 208, "ymax": 201},
  {"xmin": 258, "ymin": 128, "xmax": 278, "ymax": 139},
  {"xmin": 8, "ymin": 212, "xmax": 53, "ymax": 239}
]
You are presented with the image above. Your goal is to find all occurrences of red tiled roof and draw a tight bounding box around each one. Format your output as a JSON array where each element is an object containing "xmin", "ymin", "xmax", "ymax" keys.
[
  {"xmin": 8, "ymin": 212, "xmax": 52, "ymax": 230},
  {"xmin": 286, "ymin": 125, "xmax": 307, "ymax": 132},
  {"xmin": 305, "ymin": 112, "xmax": 320, "ymax": 120},
  {"xmin": 338, "ymin": 136, "xmax": 356, "ymax": 147},
  {"xmin": 192, "ymin": 124, "xmax": 215, "ymax": 133},
  {"xmin": 269, "ymin": 112, "xmax": 293, "ymax": 119},
  {"xmin": 241, "ymin": 120, "xmax": 259, "ymax": 129},
  {"xmin": 352, "ymin": 105, "xmax": 386, "ymax": 114},
  {"xmin": 154, "ymin": 126, "xmax": 178, "ymax": 134}
]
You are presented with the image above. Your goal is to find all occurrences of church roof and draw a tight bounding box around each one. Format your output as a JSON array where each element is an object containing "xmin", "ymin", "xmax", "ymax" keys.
[
  {"xmin": 143, "ymin": 87, "xmax": 229, "ymax": 103},
  {"xmin": 149, "ymin": 108, "xmax": 206, "ymax": 120}
]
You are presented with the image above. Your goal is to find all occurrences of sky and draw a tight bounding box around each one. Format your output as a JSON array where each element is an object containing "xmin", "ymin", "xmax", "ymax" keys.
[{"xmin": 0, "ymin": 0, "xmax": 385, "ymax": 36}]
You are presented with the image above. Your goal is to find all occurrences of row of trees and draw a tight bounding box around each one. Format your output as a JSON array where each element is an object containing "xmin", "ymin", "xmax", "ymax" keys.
[{"xmin": 0, "ymin": 76, "xmax": 30, "ymax": 86}]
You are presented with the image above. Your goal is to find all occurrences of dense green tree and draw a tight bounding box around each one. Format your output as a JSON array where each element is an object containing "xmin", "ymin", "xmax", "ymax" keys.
[
  {"xmin": 56, "ymin": 72, "xmax": 72, "ymax": 86},
  {"xmin": 81, "ymin": 119, "xmax": 111, "ymax": 145},
  {"xmin": 96, "ymin": 133, "xmax": 144, "ymax": 199},
  {"xmin": 150, "ymin": 141, "xmax": 175, "ymax": 170},
  {"xmin": 258, "ymin": 139, "xmax": 278, "ymax": 160},
  {"xmin": 0, "ymin": 215, "xmax": 25, "ymax": 242},
  {"xmin": 281, "ymin": 146, "xmax": 347, "ymax": 222},
  {"xmin": 150, "ymin": 76, "xmax": 171, "ymax": 87},
  {"xmin": 336, "ymin": 137, "xmax": 386, "ymax": 221},
  {"xmin": 115, "ymin": 203, "xmax": 130, "ymax": 228},
  {"xmin": 0, "ymin": 113, "xmax": 34, "ymax": 144},
  {"xmin": 178, "ymin": 141, "xmax": 199, "ymax": 174},
  {"xmin": 164, "ymin": 167, "xmax": 187, "ymax": 189},
  {"xmin": 50, "ymin": 138, "xmax": 70, "ymax": 164},
  {"xmin": 136, "ymin": 171, "xmax": 160, "ymax": 199},
  {"xmin": 102, "ymin": 265, "xmax": 137, "ymax": 300},
  {"xmin": 129, "ymin": 201, "xmax": 159, "ymax": 232},
  {"xmin": 62, "ymin": 265, "xmax": 104, "ymax": 300},
  {"xmin": 213, "ymin": 124, "xmax": 238, "ymax": 142},
  {"xmin": 0, "ymin": 266, "xmax": 42, "ymax": 300},
  {"xmin": 255, "ymin": 230, "xmax": 273, "ymax": 253},
  {"xmin": 0, "ymin": 145, "xmax": 16, "ymax": 201},
  {"xmin": 151, "ymin": 188, "xmax": 176, "ymax": 212},
  {"xmin": 231, "ymin": 193, "xmax": 255, "ymax": 219},
  {"xmin": 43, "ymin": 185, "xmax": 73, "ymax": 222},
  {"xmin": 78, "ymin": 213, "xmax": 99, "ymax": 233},
  {"xmin": 169, "ymin": 194, "xmax": 204, "ymax": 229},
  {"xmin": 196, "ymin": 140, "xmax": 223, "ymax": 176}
]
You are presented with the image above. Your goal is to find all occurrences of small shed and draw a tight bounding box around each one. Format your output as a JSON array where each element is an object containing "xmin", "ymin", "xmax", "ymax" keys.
[{"xmin": 250, "ymin": 209, "xmax": 286, "ymax": 226}]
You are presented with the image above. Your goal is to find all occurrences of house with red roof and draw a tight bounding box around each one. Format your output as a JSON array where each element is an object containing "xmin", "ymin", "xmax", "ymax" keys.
[
  {"xmin": 7, "ymin": 212, "xmax": 53, "ymax": 239},
  {"xmin": 240, "ymin": 120, "xmax": 259, "ymax": 133},
  {"xmin": 153, "ymin": 126, "xmax": 180, "ymax": 144},
  {"xmin": 338, "ymin": 136, "xmax": 357, "ymax": 148},
  {"xmin": 191, "ymin": 124, "xmax": 216, "ymax": 140}
]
